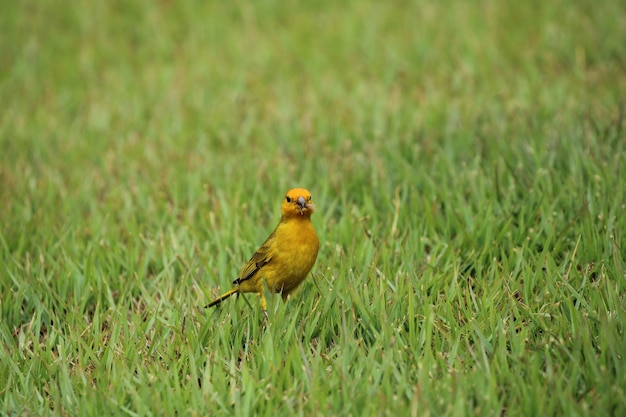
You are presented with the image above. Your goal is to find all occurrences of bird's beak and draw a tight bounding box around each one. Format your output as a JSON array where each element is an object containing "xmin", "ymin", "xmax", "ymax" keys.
[{"xmin": 296, "ymin": 196, "xmax": 307, "ymax": 214}]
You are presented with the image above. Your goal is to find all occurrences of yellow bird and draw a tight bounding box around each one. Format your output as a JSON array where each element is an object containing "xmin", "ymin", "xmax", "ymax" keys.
[{"xmin": 206, "ymin": 188, "xmax": 320, "ymax": 315}]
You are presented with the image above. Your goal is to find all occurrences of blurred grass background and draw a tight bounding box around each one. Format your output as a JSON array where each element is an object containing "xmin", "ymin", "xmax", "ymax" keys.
[{"xmin": 1, "ymin": 0, "xmax": 625, "ymax": 415}]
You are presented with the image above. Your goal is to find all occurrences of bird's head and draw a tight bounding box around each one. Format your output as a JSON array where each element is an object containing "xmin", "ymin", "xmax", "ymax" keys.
[{"xmin": 281, "ymin": 188, "xmax": 316, "ymax": 218}]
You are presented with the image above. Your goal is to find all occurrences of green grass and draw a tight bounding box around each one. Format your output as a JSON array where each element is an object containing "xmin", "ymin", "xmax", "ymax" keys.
[{"xmin": 1, "ymin": 0, "xmax": 625, "ymax": 415}]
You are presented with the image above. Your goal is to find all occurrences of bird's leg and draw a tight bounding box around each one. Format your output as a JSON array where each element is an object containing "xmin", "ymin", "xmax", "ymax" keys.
[{"xmin": 260, "ymin": 291, "xmax": 268, "ymax": 319}]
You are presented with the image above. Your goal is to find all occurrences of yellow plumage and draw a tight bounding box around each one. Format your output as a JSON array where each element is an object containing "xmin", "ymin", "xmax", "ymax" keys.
[{"xmin": 206, "ymin": 188, "xmax": 320, "ymax": 315}]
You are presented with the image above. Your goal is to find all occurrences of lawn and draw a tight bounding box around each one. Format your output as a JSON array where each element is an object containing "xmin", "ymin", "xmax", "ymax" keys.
[{"xmin": 1, "ymin": 0, "xmax": 624, "ymax": 415}]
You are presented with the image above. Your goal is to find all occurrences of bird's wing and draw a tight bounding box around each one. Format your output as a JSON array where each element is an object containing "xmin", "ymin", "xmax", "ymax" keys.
[{"xmin": 233, "ymin": 230, "xmax": 276, "ymax": 284}]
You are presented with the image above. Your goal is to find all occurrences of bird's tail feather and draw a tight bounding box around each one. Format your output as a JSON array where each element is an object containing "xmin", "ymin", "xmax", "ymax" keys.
[{"xmin": 205, "ymin": 287, "xmax": 239, "ymax": 308}]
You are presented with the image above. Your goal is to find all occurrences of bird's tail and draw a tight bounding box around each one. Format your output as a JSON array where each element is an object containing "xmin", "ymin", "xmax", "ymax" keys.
[{"xmin": 205, "ymin": 287, "xmax": 239, "ymax": 308}]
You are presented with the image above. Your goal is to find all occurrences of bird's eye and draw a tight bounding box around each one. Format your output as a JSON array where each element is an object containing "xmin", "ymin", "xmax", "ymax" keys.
[
  {"xmin": 307, "ymin": 196, "xmax": 312, "ymax": 201},
  {"xmin": 285, "ymin": 196, "xmax": 292, "ymax": 203}
]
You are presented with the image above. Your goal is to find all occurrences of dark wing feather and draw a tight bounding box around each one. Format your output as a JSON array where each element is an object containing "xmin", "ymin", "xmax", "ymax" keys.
[{"xmin": 232, "ymin": 230, "xmax": 275, "ymax": 284}]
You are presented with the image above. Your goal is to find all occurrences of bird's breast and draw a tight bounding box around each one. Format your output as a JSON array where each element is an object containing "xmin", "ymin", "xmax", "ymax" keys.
[{"xmin": 271, "ymin": 220, "xmax": 319, "ymax": 286}]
